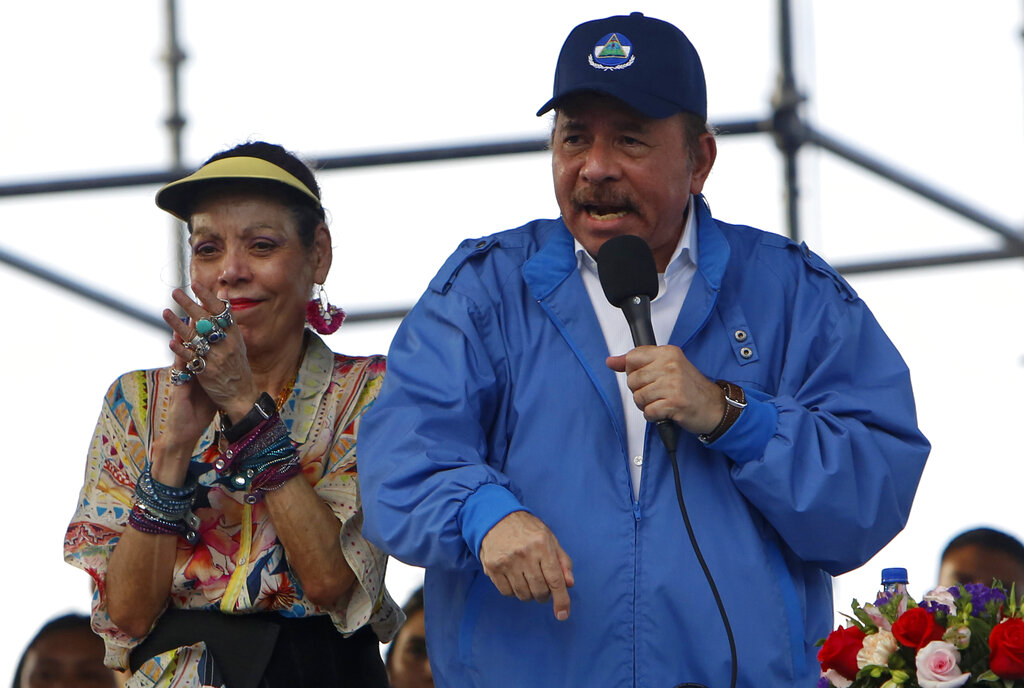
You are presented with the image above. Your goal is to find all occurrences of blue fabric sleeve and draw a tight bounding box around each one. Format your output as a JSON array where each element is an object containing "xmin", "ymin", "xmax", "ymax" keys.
[
  {"xmin": 358, "ymin": 278, "xmax": 525, "ymax": 570},
  {"xmin": 704, "ymin": 391, "xmax": 777, "ymax": 464},
  {"xmin": 726, "ymin": 291, "xmax": 930, "ymax": 576},
  {"xmin": 458, "ymin": 484, "xmax": 533, "ymax": 560}
]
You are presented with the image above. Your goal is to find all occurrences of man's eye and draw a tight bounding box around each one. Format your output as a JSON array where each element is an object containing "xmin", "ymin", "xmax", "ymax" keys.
[{"xmin": 407, "ymin": 638, "xmax": 429, "ymax": 658}]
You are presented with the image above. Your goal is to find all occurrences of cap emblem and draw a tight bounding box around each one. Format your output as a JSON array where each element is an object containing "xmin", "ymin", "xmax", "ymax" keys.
[{"xmin": 588, "ymin": 32, "xmax": 635, "ymax": 71}]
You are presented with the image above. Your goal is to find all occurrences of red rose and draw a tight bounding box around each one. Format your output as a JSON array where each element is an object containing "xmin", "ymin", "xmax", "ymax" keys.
[
  {"xmin": 892, "ymin": 607, "xmax": 944, "ymax": 649},
  {"xmin": 818, "ymin": 625, "xmax": 866, "ymax": 680},
  {"xmin": 990, "ymin": 618, "xmax": 1024, "ymax": 679}
]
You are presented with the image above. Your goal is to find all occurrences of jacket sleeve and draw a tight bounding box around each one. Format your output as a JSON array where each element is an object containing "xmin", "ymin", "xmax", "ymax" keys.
[
  {"xmin": 711, "ymin": 264, "xmax": 930, "ymax": 576},
  {"xmin": 358, "ymin": 282, "xmax": 529, "ymax": 571}
]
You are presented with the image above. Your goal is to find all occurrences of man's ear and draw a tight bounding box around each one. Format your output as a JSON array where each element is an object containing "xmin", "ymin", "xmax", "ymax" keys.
[{"xmin": 689, "ymin": 133, "xmax": 717, "ymax": 195}]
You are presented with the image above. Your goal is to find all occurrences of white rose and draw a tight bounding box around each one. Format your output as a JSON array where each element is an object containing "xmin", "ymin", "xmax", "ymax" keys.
[
  {"xmin": 857, "ymin": 630, "xmax": 898, "ymax": 669},
  {"xmin": 922, "ymin": 586, "xmax": 957, "ymax": 613},
  {"xmin": 915, "ymin": 640, "xmax": 970, "ymax": 688}
]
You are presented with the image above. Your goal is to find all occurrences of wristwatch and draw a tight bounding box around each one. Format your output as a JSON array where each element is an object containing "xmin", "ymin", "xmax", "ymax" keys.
[
  {"xmin": 221, "ymin": 392, "xmax": 276, "ymax": 443},
  {"xmin": 697, "ymin": 380, "xmax": 747, "ymax": 444}
]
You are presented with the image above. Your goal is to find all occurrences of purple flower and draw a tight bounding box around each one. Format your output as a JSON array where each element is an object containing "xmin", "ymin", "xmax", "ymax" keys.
[
  {"xmin": 922, "ymin": 599, "xmax": 952, "ymax": 614},
  {"xmin": 949, "ymin": 583, "xmax": 1007, "ymax": 616},
  {"xmin": 965, "ymin": 583, "xmax": 1006, "ymax": 614}
]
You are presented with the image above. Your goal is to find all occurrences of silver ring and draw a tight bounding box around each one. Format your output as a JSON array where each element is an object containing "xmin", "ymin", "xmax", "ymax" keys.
[
  {"xmin": 198, "ymin": 318, "xmax": 226, "ymax": 343},
  {"xmin": 183, "ymin": 335, "xmax": 210, "ymax": 356},
  {"xmin": 186, "ymin": 356, "xmax": 207, "ymax": 374},
  {"xmin": 170, "ymin": 368, "xmax": 193, "ymax": 385},
  {"xmin": 213, "ymin": 300, "xmax": 234, "ymax": 329}
]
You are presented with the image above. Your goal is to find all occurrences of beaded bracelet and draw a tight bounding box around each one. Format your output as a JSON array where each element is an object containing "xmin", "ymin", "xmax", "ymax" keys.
[
  {"xmin": 128, "ymin": 505, "xmax": 200, "ymax": 544},
  {"xmin": 213, "ymin": 409, "xmax": 301, "ymax": 502},
  {"xmin": 129, "ymin": 467, "xmax": 201, "ymax": 543},
  {"xmin": 134, "ymin": 468, "xmax": 197, "ymax": 518}
]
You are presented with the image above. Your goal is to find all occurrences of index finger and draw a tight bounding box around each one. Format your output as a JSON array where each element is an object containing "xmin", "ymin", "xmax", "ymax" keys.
[{"xmin": 540, "ymin": 549, "xmax": 572, "ymax": 621}]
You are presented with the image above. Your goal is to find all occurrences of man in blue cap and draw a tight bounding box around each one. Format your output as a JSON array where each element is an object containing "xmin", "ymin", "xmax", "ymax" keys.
[{"xmin": 360, "ymin": 13, "xmax": 929, "ymax": 687}]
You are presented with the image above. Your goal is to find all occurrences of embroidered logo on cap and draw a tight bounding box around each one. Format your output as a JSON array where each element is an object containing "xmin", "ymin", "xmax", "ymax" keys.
[{"xmin": 589, "ymin": 32, "xmax": 635, "ymax": 71}]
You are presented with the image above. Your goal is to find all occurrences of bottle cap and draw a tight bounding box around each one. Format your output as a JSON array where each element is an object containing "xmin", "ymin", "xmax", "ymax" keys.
[{"xmin": 881, "ymin": 567, "xmax": 908, "ymax": 584}]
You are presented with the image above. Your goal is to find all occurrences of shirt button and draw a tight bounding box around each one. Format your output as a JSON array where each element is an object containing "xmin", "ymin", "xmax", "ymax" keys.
[
  {"xmin": 238, "ymin": 557, "xmax": 246, "ymax": 565},
  {"xmin": 632, "ymin": 455, "xmax": 644, "ymax": 467}
]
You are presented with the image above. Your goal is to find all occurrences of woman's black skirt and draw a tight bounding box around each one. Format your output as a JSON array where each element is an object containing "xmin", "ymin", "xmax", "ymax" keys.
[{"xmin": 129, "ymin": 608, "xmax": 388, "ymax": 688}]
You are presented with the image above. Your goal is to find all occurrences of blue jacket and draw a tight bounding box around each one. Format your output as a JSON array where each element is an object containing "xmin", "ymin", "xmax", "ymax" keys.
[{"xmin": 360, "ymin": 196, "xmax": 929, "ymax": 687}]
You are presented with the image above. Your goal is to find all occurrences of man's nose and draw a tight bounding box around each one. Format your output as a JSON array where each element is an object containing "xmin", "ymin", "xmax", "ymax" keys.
[{"xmin": 580, "ymin": 139, "xmax": 621, "ymax": 184}]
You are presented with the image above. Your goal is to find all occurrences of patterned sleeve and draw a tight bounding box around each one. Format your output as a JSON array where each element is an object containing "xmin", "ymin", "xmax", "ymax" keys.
[
  {"xmin": 309, "ymin": 355, "xmax": 400, "ymax": 640},
  {"xmin": 64, "ymin": 371, "xmax": 151, "ymax": 668}
]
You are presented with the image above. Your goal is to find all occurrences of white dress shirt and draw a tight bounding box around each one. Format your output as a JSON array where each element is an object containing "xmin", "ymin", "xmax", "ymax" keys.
[{"xmin": 575, "ymin": 197, "xmax": 699, "ymax": 500}]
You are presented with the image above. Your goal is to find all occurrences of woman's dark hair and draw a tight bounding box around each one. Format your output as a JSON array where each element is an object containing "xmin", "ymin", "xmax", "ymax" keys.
[
  {"xmin": 191, "ymin": 141, "xmax": 326, "ymax": 250},
  {"xmin": 12, "ymin": 613, "xmax": 96, "ymax": 688}
]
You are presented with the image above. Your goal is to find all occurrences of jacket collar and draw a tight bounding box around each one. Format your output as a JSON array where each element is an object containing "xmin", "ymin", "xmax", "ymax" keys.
[{"xmin": 518, "ymin": 198, "xmax": 732, "ymax": 443}]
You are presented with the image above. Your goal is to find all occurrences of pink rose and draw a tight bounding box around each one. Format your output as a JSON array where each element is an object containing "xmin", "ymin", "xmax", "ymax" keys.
[
  {"xmin": 822, "ymin": 668, "xmax": 852, "ymax": 688},
  {"xmin": 915, "ymin": 640, "xmax": 970, "ymax": 688},
  {"xmin": 861, "ymin": 602, "xmax": 892, "ymax": 631}
]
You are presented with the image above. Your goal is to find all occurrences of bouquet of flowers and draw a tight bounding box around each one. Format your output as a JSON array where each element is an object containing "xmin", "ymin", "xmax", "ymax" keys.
[{"xmin": 817, "ymin": 582, "xmax": 1024, "ymax": 687}]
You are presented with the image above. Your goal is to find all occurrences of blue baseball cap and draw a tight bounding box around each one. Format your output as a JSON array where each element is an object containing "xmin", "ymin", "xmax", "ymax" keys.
[{"xmin": 536, "ymin": 12, "xmax": 707, "ymax": 120}]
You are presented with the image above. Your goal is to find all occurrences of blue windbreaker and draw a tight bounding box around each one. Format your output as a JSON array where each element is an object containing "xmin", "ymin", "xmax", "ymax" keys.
[{"xmin": 359, "ymin": 196, "xmax": 929, "ymax": 687}]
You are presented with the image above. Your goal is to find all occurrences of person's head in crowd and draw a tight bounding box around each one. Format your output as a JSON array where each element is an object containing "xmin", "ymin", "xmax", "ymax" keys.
[
  {"xmin": 13, "ymin": 613, "xmax": 118, "ymax": 688},
  {"xmin": 386, "ymin": 588, "xmax": 432, "ymax": 688},
  {"xmin": 939, "ymin": 527, "xmax": 1024, "ymax": 593}
]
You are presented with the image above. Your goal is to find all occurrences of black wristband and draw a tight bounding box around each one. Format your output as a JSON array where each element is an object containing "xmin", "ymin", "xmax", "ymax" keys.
[{"xmin": 221, "ymin": 392, "xmax": 276, "ymax": 444}]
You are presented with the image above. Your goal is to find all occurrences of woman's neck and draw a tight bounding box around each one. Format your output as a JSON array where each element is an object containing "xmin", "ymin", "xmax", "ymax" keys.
[{"xmin": 248, "ymin": 330, "xmax": 307, "ymax": 402}]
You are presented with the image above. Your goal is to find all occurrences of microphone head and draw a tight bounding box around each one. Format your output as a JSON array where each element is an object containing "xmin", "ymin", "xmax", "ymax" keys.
[{"xmin": 596, "ymin": 235, "xmax": 659, "ymax": 307}]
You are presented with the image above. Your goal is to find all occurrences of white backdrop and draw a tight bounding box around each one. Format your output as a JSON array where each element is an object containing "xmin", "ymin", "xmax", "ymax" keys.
[{"xmin": 1, "ymin": 1, "xmax": 1022, "ymax": 681}]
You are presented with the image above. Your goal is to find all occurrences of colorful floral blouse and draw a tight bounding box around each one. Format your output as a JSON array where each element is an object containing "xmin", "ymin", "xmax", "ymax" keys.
[{"xmin": 64, "ymin": 333, "xmax": 401, "ymax": 683}]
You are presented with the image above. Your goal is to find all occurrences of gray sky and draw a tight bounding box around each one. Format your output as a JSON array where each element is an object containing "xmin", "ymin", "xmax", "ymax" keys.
[{"xmin": 2, "ymin": 1, "xmax": 1022, "ymax": 679}]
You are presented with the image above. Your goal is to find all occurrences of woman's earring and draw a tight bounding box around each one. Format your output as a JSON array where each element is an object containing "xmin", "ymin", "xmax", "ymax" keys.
[{"xmin": 306, "ymin": 284, "xmax": 346, "ymax": 335}]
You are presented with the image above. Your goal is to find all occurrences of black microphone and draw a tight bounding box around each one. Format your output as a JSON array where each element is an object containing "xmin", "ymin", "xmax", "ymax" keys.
[{"xmin": 596, "ymin": 235, "xmax": 677, "ymax": 452}]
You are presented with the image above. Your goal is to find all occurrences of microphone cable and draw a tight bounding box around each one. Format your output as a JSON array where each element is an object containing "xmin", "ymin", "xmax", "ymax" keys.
[{"xmin": 657, "ymin": 422, "xmax": 738, "ymax": 688}]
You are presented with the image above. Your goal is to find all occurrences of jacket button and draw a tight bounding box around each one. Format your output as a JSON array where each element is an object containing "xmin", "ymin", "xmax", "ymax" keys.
[
  {"xmin": 740, "ymin": 347, "xmax": 753, "ymax": 359},
  {"xmin": 734, "ymin": 329, "xmax": 748, "ymax": 342}
]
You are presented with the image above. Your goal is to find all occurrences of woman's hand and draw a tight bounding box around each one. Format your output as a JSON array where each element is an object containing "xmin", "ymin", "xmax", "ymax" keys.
[{"xmin": 163, "ymin": 283, "xmax": 261, "ymax": 422}]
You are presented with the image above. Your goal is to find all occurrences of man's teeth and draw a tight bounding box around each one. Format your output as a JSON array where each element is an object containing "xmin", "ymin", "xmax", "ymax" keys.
[{"xmin": 586, "ymin": 209, "xmax": 628, "ymax": 220}]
